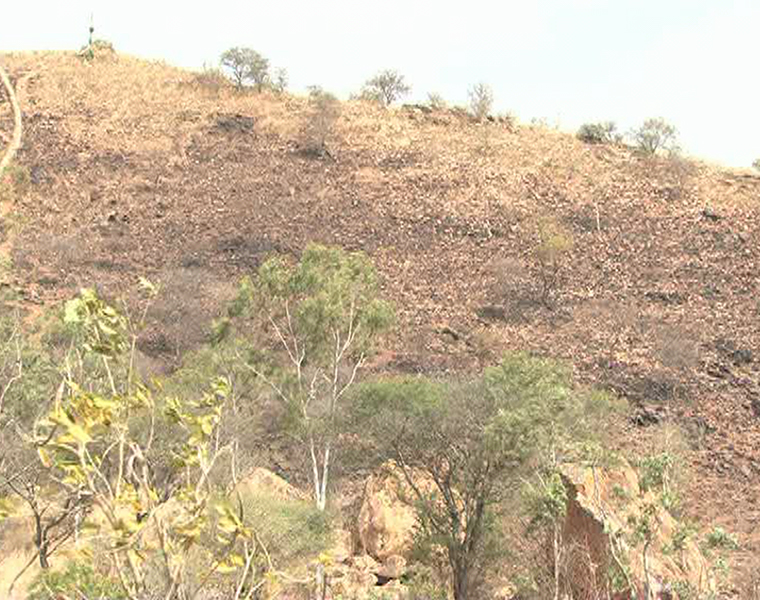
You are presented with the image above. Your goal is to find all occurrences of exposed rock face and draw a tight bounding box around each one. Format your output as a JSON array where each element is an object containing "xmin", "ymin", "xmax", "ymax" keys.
[
  {"xmin": 233, "ymin": 466, "xmax": 306, "ymax": 502},
  {"xmin": 357, "ymin": 461, "xmax": 422, "ymax": 562},
  {"xmin": 560, "ymin": 463, "xmax": 713, "ymax": 600},
  {"xmin": 321, "ymin": 462, "xmax": 441, "ymax": 599}
]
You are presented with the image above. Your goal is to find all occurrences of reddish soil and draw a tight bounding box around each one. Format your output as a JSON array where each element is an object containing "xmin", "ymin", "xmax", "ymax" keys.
[{"xmin": 1, "ymin": 51, "xmax": 759, "ymax": 595}]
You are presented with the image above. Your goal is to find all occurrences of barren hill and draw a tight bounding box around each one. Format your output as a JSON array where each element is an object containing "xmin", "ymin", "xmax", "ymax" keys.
[{"xmin": 1, "ymin": 51, "xmax": 760, "ymax": 593}]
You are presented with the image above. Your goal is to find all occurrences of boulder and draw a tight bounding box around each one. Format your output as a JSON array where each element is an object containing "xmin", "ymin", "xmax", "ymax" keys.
[
  {"xmin": 327, "ymin": 528, "xmax": 353, "ymax": 564},
  {"xmin": 233, "ymin": 467, "xmax": 305, "ymax": 502},
  {"xmin": 377, "ymin": 554, "xmax": 408, "ymax": 580},
  {"xmin": 560, "ymin": 462, "xmax": 713, "ymax": 600},
  {"xmin": 357, "ymin": 461, "xmax": 434, "ymax": 562}
]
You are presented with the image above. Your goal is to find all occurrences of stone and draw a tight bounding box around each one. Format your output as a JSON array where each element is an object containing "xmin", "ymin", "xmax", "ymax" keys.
[
  {"xmin": 560, "ymin": 462, "xmax": 714, "ymax": 600},
  {"xmin": 377, "ymin": 554, "xmax": 407, "ymax": 580},
  {"xmin": 358, "ymin": 461, "xmax": 433, "ymax": 562}
]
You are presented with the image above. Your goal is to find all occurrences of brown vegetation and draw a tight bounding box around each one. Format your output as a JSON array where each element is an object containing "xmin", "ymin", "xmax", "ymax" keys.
[{"xmin": 1, "ymin": 50, "xmax": 760, "ymax": 596}]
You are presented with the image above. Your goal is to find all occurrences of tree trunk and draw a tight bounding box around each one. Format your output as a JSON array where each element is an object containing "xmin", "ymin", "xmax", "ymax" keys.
[
  {"xmin": 453, "ymin": 565, "xmax": 469, "ymax": 600},
  {"xmin": 33, "ymin": 513, "xmax": 50, "ymax": 569}
]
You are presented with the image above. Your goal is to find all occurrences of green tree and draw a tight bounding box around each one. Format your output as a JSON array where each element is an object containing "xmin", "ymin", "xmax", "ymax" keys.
[
  {"xmin": 238, "ymin": 244, "xmax": 393, "ymax": 511},
  {"xmin": 360, "ymin": 69, "xmax": 411, "ymax": 106},
  {"xmin": 220, "ymin": 47, "xmax": 270, "ymax": 91},
  {"xmin": 352, "ymin": 353, "xmax": 616, "ymax": 600}
]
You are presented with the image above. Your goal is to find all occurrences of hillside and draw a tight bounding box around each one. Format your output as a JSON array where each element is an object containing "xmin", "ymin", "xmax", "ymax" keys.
[{"xmin": 1, "ymin": 51, "xmax": 760, "ymax": 595}]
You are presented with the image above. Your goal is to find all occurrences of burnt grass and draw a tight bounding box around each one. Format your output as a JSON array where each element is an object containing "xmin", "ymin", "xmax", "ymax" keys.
[{"xmin": 2, "ymin": 52, "xmax": 760, "ymax": 593}]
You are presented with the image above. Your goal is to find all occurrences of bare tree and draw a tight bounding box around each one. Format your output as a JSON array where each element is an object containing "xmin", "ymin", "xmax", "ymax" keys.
[
  {"xmin": 468, "ymin": 82, "xmax": 494, "ymax": 120},
  {"xmin": 300, "ymin": 86, "xmax": 341, "ymax": 158},
  {"xmin": 631, "ymin": 117, "xmax": 678, "ymax": 155}
]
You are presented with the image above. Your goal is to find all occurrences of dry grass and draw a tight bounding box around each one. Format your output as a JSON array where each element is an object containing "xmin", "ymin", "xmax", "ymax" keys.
[{"xmin": 0, "ymin": 49, "xmax": 759, "ymax": 594}]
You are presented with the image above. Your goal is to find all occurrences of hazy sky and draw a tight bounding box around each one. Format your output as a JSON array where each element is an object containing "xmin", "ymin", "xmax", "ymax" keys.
[{"xmin": 2, "ymin": 0, "xmax": 759, "ymax": 167}]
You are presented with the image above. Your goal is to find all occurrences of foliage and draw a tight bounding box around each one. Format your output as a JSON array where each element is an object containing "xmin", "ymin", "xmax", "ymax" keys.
[
  {"xmin": 427, "ymin": 92, "xmax": 447, "ymax": 110},
  {"xmin": 531, "ymin": 216, "xmax": 573, "ymax": 307},
  {"xmin": 191, "ymin": 64, "xmax": 231, "ymax": 94},
  {"xmin": 23, "ymin": 288, "xmax": 262, "ymax": 600},
  {"xmin": 238, "ymin": 489, "xmax": 331, "ymax": 568},
  {"xmin": 236, "ymin": 244, "xmax": 393, "ymax": 511},
  {"xmin": 300, "ymin": 86, "xmax": 341, "ymax": 158},
  {"xmin": 272, "ymin": 67, "xmax": 288, "ymax": 94},
  {"xmin": 220, "ymin": 47, "xmax": 270, "ymax": 91},
  {"xmin": 577, "ymin": 121, "xmax": 620, "ymax": 144},
  {"xmin": 352, "ymin": 353, "xmax": 617, "ymax": 600},
  {"xmin": 631, "ymin": 117, "xmax": 678, "ymax": 155},
  {"xmin": 638, "ymin": 452, "xmax": 674, "ymax": 494},
  {"xmin": 703, "ymin": 527, "xmax": 739, "ymax": 553},
  {"xmin": 0, "ymin": 163, "xmax": 31, "ymax": 202},
  {"xmin": 468, "ymin": 82, "xmax": 494, "ymax": 121},
  {"xmin": 27, "ymin": 560, "xmax": 126, "ymax": 600},
  {"xmin": 360, "ymin": 69, "xmax": 411, "ymax": 106}
]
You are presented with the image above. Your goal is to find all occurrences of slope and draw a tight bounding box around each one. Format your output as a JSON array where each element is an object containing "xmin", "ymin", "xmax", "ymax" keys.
[{"xmin": 1, "ymin": 51, "xmax": 759, "ymax": 594}]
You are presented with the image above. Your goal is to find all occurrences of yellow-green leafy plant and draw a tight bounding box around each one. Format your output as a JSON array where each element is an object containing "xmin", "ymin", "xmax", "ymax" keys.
[{"xmin": 28, "ymin": 287, "xmax": 261, "ymax": 600}]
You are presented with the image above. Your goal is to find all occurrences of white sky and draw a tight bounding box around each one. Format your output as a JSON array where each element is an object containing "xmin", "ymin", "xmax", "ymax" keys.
[{"xmin": 2, "ymin": 0, "xmax": 759, "ymax": 167}]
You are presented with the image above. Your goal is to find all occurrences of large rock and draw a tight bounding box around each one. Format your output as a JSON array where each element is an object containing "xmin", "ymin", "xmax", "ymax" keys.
[
  {"xmin": 560, "ymin": 463, "xmax": 713, "ymax": 600},
  {"xmin": 233, "ymin": 467, "xmax": 306, "ymax": 502},
  {"xmin": 357, "ymin": 461, "xmax": 433, "ymax": 562}
]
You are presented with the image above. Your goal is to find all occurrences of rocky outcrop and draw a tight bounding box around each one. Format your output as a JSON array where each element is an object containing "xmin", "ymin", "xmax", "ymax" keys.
[
  {"xmin": 323, "ymin": 462, "xmax": 443, "ymax": 599},
  {"xmin": 233, "ymin": 466, "xmax": 306, "ymax": 502},
  {"xmin": 560, "ymin": 463, "xmax": 713, "ymax": 600},
  {"xmin": 357, "ymin": 461, "xmax": 434, "ymax": 563}
]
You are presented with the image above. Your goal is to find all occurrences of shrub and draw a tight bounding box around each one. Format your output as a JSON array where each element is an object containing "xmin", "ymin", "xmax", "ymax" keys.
[
  {"xmin": 272, "ymin": 67, "xmax": 288, "ymax": 94},
  {"xmin": 300, "ymin": 86, "xmax": 341, "ymax": 158},
  {"xmin": 752, "ymin": 158, "xmax": 760, "ymax": 171},
  {"xmin": 577, "ymin": 121, "xmax": 619, "ymax": 144},
  {"xmin": 360, "ymin": 69, "xmax": 411, "ymax": 106},
  {"xmin": 27, "ymin": 561, "xmax": 126, "ymax": 600},
  {"xmin": 631, "ymin": 117, "xmax": 678, "ymax": 155},
  {"xmin": 531, "ymin": 216, "xmax": 573, "ymax": 307},
  {"xmin": 468, "ymin": 82, "xmax": 494, "ymax": 120},
  {"xmin": 238, "ymin": 489, "xmax": 332, "ymax": 567},
  {"xmin": 220, "ymin": 47, "xmax": 270, "ymax": 91},
  {"xmin": 190, "ymin": 64, "xmax": 231, "ymax": 94},
  {"xmin": 703, "ymin": 527, "xmax": 739, "ymax": 552},
  {"xmin": 427, "ymin": 92, "xmax": 447, "ymax": 110},
  {"xmin": 353, "ymin": 353, "xmax": 617, "ymax": 600},
  {"xmin": 0, "ymin": 163, "xmax": 30, "ymax": 201}
]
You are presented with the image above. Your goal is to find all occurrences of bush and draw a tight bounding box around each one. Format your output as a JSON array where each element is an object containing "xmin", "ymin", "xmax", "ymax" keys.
[
  {"xmin": 0, "ymin": 163, "xmax": 30, "ymax": 201},
  {"xmin": 273, "ymin": 67, "xmax": 288, "ymax": 94},
  {"xmin": 238, "ymin": 489, "xmax": 332, "ymax": 567},
  {"xmin": 468, "ymin": 82, "xmax": 494, "ymax": 120},
  {"xmin": 78, "ymin": 38, "xmax": 116, "ymax": 61},
  {"xmin": 531, "ymin": 216, "xmax": 573, "ymax": 307},
  {"xmin": 752, "ymin": 158, "xmax": 760, "ymax": 171},
  {"xmin": 352, "ymin": 354, "xmax": 617, "ymax": 600},
  {"xmin": 631, "ymin": 117, "xmax": 678, "ymax": 155},
  {"xmin": 577, "ymin": 121, "xmax": 619, "ymax": 144},
  {"xmin": 190, "ymin": 64, "xmax": 231, "ymax": 94},
  {"xmin": 427, "ymin": 92, "xmax": 447, "ymax": 110},
  {"xmin": 360, "ymin": 69, "xmax": 411, "ymax": 106},
  {"xmin": 300, "ymin": 86, "xmax": 341, "ymax": 158},
  {"xmin": 27, "ymin": 560, "xmax": 126, "ymax": 600}
]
